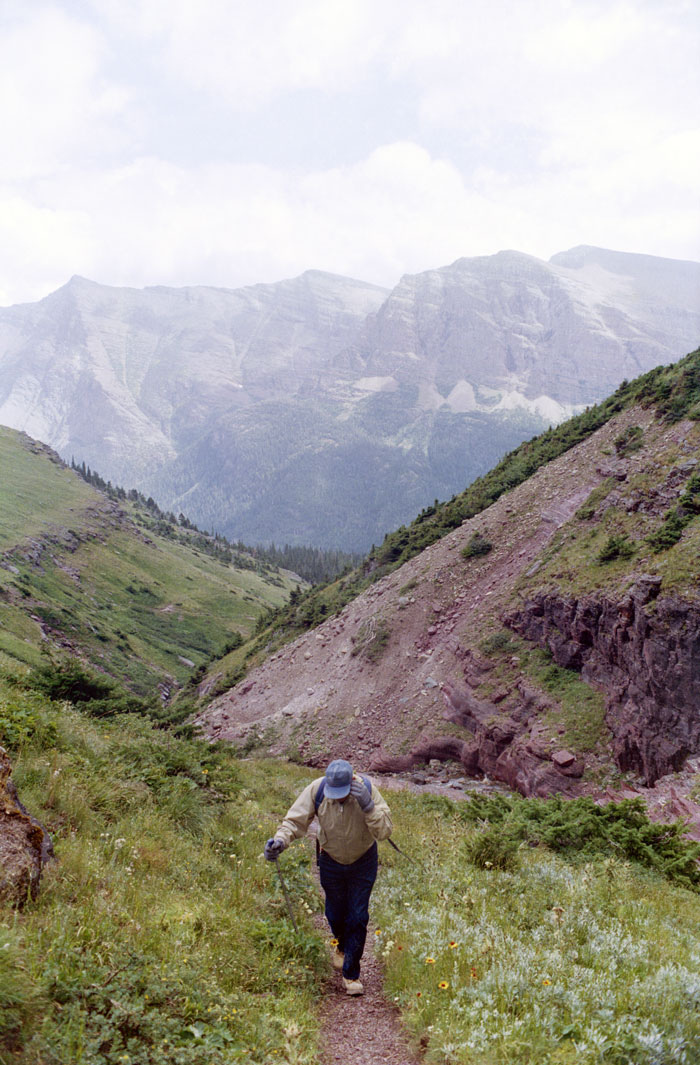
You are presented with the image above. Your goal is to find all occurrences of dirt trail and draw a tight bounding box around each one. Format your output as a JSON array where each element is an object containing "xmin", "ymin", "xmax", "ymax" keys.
[
  {"xmin": 314, "ymin": 916, "xmax": 422, "ymax": 1065},
  {"xmin": 305, "ymin": 819, "xmax": 422, "ymax": 1065},
  {"xmin": 316, "ymin": 930, "xmax": 422, "ymax": 1064}
]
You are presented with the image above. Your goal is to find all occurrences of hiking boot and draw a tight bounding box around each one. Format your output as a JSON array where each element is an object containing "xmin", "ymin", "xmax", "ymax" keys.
[
  {"xmin": 332, "ymin": 947, "xmax": 345, "ymax": 970},
  {"xmin": 342, "ymin": 977, "xmax": 364, "ymax": 996}
]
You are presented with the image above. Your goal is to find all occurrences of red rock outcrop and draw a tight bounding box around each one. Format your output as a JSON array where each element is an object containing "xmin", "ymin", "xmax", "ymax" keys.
[
  {"xmin": 0, "ymin": 746, "xmax": 53, "ymax": 906},
  {"xmin": 506, "ymin": 584, "xmax": 700, "ymax": 785},
  {"xmin": 370, "ymin": 680, "xmax": 585, "ymax": 797}
]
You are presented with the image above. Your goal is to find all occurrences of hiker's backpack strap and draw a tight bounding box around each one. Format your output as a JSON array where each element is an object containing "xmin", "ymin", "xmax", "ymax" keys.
[{"xmin": 313, "ymin": 780, "xmax": 324, "ymax": 865}]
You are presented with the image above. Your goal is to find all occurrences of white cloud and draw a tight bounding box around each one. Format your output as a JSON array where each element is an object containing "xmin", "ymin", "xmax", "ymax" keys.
[
  {"xmin": 0, "ymin": 0, "xmax": 696, "ymax": 304},
  {"xmin": 0, "ymin": 7, "xmax": 132, "ymax": 180},
  {"xmin": 0, "ymin": 195, "xmax": 94, "ymax": 306},
  {"xmin": 96, "ymin": 0, "xmax": 391, "ymax": 105}
]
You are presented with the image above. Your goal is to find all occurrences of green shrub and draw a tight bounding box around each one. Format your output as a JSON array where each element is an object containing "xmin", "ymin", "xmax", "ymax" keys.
[
  {"xmin": 680, "ymin": 470, "xmax": 700, "ymax": 512},
  {"xmin": 645, "ymin": 471, "xmax": 700, "ymax": 552},
  {"xmin": 646, "ymin": 507, "xmax": 692, "ymax": 552},
  {"xmin": 218, "ymin": 632, "xmax": 244, "ymax": 656},
  {"xmin": 596, "ymin": 533, "xmax": 635, "ymax": 563},
  {"xmin": 457, "ymin": 793, "xmax": 700, "ymax": 890},
  {"xmin": 464, "ymin": 824, "xmax": 521, "ymax": 871},
  {"xmin": 28, "ymin": 656, "xmax": 159, "ymax": 720},
  {"xmin": 614, "ymin": 424, "xmax": 644, "ymax": 456},
  {"xmin": 461, "ymin": 531, "xmax": 493, "ymax": 559},
  {"xmin": 480, "ymin": 631, "xmax": 517, "ymax": 655},
  {"xmin": 351, "ymin": 619, "xmax": 391, "ymax": 662},
  {"xmin": 0, "ymin": 687, "xmax": 58, "ymax": 750},
  {"xmin": 30, "ymin": 655, "xmax": 116, "ymax": 704}
]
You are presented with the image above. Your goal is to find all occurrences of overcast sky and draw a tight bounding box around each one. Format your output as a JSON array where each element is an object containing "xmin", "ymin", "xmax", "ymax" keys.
[{"xmin": 1, "ymin": 0, "xmax": 698, "ymax": 305}]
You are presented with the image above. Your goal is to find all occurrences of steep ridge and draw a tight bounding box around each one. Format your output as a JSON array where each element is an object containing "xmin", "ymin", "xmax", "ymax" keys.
[
  {"xmin": 1, "ymin": 248, "xmax": 698, "ymax": 550},
  {"xmin": 197, "ymin": 362, "xmax": 700, "ymax": 820}
]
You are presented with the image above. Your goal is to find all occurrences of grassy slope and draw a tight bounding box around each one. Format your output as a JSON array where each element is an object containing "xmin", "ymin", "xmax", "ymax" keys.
[
  {"xmin": 3, "ymin": 672, "xmax": 700, "ymax": 1065},
  {"xmin": 0, "ymin": 672, "xmax": 325, "ymax": 1065},
  {"xmin": 514, "ymin": 418, "xmax": 700, "ymax": 601},
  {"xmin": 374, "ymin": 789, "xmax": 700, "ymax": 1065},
  {"xmin": 0, "ymin": 428, "xmax": 297, "ymax": 693}
]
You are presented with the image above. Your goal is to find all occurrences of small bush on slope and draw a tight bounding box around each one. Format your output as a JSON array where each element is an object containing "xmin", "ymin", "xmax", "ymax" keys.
[{"xmin": 454, "ymin": 792, "xmax": 700, "ymax": 890}]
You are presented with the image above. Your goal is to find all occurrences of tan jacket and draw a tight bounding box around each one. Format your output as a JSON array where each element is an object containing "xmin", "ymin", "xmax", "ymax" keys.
[{"xmin": 274, "ymin": 775, "xmax": 393, "ymax": 865}]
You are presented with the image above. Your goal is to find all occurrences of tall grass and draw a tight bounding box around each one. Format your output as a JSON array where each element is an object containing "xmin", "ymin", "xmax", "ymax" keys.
[{"xmin": 0, "ymin": 675, "xmax": 325, "ymax": 1065}]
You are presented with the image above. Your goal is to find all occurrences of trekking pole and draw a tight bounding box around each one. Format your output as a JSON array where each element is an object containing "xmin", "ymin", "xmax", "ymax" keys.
[
  {"xmin": 387, "ymin": 837, "xmax": 426, "ymax": 870},
  {"xmin": 273, "ymin": 856, "xmax": 299, "ymax": 933}
]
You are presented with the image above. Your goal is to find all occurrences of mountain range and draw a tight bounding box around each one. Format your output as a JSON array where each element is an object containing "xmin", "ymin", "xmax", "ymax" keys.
[{"xmin": 1, "ymin": 245, "xmax": 698, "ymax": 551}]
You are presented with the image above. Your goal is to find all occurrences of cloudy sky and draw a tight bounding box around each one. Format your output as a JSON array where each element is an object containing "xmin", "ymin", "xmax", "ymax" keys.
[{"xmin": 1, "ymin": 0, "xmax": 698, "ymax": 305}]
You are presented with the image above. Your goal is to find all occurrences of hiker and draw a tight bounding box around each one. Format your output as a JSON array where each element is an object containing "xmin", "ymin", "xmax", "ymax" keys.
[{"xmin": 264, "ymin": 758, "xmax": 393, "ymax": 996}]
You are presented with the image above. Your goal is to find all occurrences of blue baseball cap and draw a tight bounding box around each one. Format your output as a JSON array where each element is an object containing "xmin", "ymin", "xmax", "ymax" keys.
[{"xmin": 324, "ymin": 759, "xmax": 353, "ymax": 799}]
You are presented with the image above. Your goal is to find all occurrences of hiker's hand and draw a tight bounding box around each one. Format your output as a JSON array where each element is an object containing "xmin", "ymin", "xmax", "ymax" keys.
[
  {"xmin": 264, "ymin": 838, "xmax": 286, "ymax": 861},
  {"xmin": 350, "ymin": 779, "xmax": 374, "ymax": 812}
]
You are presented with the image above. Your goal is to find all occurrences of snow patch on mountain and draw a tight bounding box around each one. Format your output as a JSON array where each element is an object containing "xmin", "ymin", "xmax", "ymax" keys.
[
  {"xmin": 353, "ymin": 376, "xmax": 398, "ymax": 393},
  {"xmin": 445, "ymin": 380, "xmax": 477, "ymax": 412},
  {"xmin": 492, "ymin": 390, "xmax": 580, "ymax": 422}
]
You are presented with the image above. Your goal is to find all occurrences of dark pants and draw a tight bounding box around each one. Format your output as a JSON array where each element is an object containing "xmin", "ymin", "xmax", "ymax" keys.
[{"xmin": 318, "ymin": 843, "xmax": 378, "ymax": 980}]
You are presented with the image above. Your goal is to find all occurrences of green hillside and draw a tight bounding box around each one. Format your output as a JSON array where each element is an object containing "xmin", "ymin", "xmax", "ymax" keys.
[{"xmin": 0, "ymin": 428, "xmax": 299, "ymax": 695}]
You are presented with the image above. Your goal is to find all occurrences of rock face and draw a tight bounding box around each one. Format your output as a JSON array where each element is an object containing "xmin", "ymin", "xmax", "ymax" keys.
[
  {"xmin": 0, "ymin": 246, "xmax": 698, "ymax": 550},
  {"xmin": 0, "ymin": 746, "xmax": 52, "ymax": 906},
  {"xmin": 352, "ymin": 246, "xmax": 700, "ymax": 409},
  {"xmin": 506, "ymin": 589, "xmax": 700, "ymax": 785},
  {"xmin": 371, "ymin": 678, "xmax": 585, "ymax": 798}
]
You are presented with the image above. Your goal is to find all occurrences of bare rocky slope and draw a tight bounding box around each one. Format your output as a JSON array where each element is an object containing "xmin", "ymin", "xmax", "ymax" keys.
[{"xmin": 197, "ymin": 399, "xmax": 700, "ymax": 826}]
